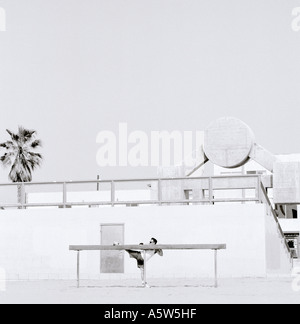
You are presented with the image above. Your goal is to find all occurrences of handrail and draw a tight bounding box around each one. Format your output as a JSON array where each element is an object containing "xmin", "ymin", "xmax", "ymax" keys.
[
  {"xmin": 69, "ymin": 244, "xmax": 227, "ymax": 251},
  {"xmin": 259, "ymin": 182, "xmax": 292, "ymax": 259},
  {"xmin": 0, "ymin": 174, "xmax": 261, "ymax": 185},
  {"xmin": 0, "ymin": 175, "xmax": 262, "ymax": 209}
]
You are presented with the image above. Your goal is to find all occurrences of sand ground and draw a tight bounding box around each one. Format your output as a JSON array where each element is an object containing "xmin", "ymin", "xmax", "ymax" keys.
[{"xmin": 0, "ymin": 277, "xmax": 300, "ymax": 304}]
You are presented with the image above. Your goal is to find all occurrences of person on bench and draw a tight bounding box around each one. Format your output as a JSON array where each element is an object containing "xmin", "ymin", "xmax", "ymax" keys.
[{"xmin": 125, "ymin": 238, "xmax": 163, "ymax": 288}]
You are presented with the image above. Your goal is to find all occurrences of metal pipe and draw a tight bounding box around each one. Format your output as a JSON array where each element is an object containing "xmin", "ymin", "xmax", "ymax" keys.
[
  {"xmin": 62, "ymin": 182, "xmax": 67, "ymax": 208},
  {"xmin": 214, "ymin": 249, "xmax": 218, "ymax": 288},
  {"xmin": 97, "ymin": 175, "xmax": 100, "ymax": 191},
  {"xmin": 143, "ymin": 250, "xmax": 147, "ymax": 287},
  {"xmin": 0, "ymin": 174, "xmax": 261, "ymax": 186},
  {"xmin": 111, "ymin": 181, "xmax": 115, "ymax": 207},
  {"xmin": 77, "ymin": 251, "xmax": 80, "ymax": 288}
]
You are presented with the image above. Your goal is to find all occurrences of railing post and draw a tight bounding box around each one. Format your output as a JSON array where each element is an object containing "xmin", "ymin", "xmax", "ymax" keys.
[
  {"xmin": 111, "ymin": 181, "xmax": 115, "ymax": 207},
  {"xmin": 257, "ymin": 176, "xmax": 262, "ymax": 203},
  {"xmin": 158, "ymin": 179, "xmax": 162, "ymax": 206},
  {"xmin": 63, "ymin": 182, "xmax": 67, "ymax": 208},
  {"xmin": 209, "ymin": 177, "xmax": 213, "ymax": 205}
]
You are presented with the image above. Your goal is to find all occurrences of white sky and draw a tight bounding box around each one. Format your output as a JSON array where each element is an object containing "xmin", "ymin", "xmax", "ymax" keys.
[{"xmin": 0, "ymin": 0, "xmax": 300, "ymax": 182}]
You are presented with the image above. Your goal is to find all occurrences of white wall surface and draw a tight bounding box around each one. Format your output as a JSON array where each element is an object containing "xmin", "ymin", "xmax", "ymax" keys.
[
  {"xmin": 27, "ymin": 190, "xmax": 152, "ymax": 206},
  {"xmin": 279, "ymin": 218, "xmax": 300, "ymax": 233},
  {"xmin": 0, "ymin": 204, "xmax": 291, "ymax": 280},
  {"xmin": 265, "ymin": 209, "xmax": 293, "ymax": 274}
]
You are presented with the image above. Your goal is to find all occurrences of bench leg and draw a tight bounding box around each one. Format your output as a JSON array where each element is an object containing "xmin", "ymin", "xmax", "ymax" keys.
[
  {"xmin": 77, "ymin": 251, "xmax": 80, "ymax": 288},
  {"xmin": 214, "ymin": 249, "xmax": 218, "ymax": 288},
  {"xmin": 143, "ymin": 251, "xmax": 147, "ymax": 287}
]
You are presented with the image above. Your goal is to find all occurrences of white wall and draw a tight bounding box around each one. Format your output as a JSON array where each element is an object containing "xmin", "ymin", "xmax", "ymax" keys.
[
  {"xmin": 265, "ymin": 209, "xmax": 293, "ymax": 274},
  {"xmin": 0, "ymin": 204, "xmax": 291, "ymax": 280},
  {"xmin": 27, "ymin": 190, "xmax": 152, "ymax": 206},
  {"xmin": 279, "ymin": 218, "xmax": 300, "ymax": 233}
]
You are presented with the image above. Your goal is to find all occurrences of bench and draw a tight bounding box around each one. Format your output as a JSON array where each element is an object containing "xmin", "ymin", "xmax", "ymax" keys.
[{"xmin": 69, "ymin": 244, "xmax": 227, "ymax": 288}]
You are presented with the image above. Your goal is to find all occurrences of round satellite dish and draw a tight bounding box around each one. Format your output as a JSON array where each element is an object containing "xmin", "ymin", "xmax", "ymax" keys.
[{"xmin": 204, "ymin": 117, "xmax": 255, "ymax": 168}]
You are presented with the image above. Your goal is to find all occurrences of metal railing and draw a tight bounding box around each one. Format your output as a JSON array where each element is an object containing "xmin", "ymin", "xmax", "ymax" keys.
[
  {"xmin": 0, "ymin": 175, "xmax": 262, "ymax": 209},
  {"xmin": 70, "ymin": 244, "xmax": 227, "ymax": 288}
]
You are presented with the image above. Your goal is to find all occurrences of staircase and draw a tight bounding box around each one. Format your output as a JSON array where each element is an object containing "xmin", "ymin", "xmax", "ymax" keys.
[{"xmin": 260, "ymin": 183, "xmax": 293, "ymax": 274}]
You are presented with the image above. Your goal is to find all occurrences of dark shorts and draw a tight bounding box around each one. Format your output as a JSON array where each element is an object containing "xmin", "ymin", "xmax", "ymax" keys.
[{"xmin": 126, "ymin": 250, "xmax": 144, "ymax": 269}]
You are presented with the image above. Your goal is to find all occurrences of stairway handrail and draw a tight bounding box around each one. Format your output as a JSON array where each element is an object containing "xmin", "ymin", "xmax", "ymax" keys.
[{"xmin": 260, "ymin": 182, "xmax": 292, "ymax": 259}]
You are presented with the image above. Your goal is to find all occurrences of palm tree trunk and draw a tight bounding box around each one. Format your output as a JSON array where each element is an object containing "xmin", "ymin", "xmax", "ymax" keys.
[{"xmin": 17, "ymin": 184, "xmax": 24, "ymax": 209}]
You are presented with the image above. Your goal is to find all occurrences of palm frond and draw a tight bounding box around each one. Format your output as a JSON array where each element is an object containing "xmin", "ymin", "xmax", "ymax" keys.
[
  {"xmin": 6, "ymin": 129, "xmax": 19, "ymax": 143},
  {"xmin": 0, "ymin": 152, "xmax": 14, "ymax": 167},
  {"xmin": 26, "ymin": 152, "xmax": 43, "ymax": 170},
  {"xmin": 18, "ymin": 126, "xmax": 36, "ymax": 144},
  {"xmin": 31, "ymin": 139, "xmax": 42, "ymax": 148},
  {"xmin": 9, "ymin": 156, "xmax": 32, "ymax": 183},
  {"xmin": 1, "ymin": 126, "xmax": 43, "ymax": 183},
  {"xmin": 0, "ymin": 141, "xmax": 16, "ymax": 151}
]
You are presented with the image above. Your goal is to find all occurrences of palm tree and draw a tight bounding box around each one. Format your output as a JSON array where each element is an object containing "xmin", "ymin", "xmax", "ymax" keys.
[{"xmin": 0, "ymin": 126, "xmax": 43, "ymax": 206}]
